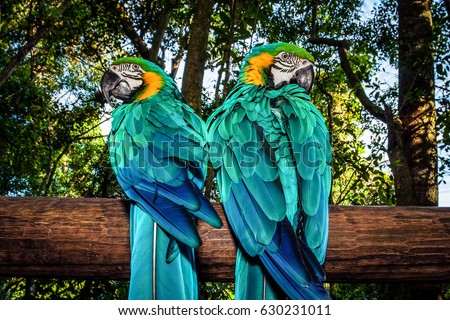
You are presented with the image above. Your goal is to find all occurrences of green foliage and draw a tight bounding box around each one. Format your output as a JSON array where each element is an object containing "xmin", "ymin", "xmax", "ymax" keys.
[
  {"xmin": 1, "ymin": 0, "xmax": 128, "ymax": 299},
  {"xmin": 433, "ymin": 1, "xmax": 450, "ymax": 181},
  {"xmin": 0, "ymin": 56, "xmax": 106, "ymax": 196},
  {"xmin": 1, "ymin": 0, "xmax": 448, "ymax": 300},
  {"xmin": 199, "ymin": 282, "xmax": 234, "ymax": 300},
  {"xmin": 445, "ymin": 284, "xmax": 450, "ymax": 300},
  {"xmin": 0, "ymin": 278, "xmax": 128, "ymax": 299},
  {"xmin": 331, "ymin": 283, "xmax": 383, "ymax": 300}
]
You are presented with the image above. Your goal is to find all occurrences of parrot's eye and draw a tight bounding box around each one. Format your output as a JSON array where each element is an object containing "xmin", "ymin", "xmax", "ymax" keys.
[
  {"xmin": 281, "ymin": 53, "xmax": 289, "ymax": 60},
  {"xmin": 133, "ymin": 64, "xmax": 139, "ymax": 70},
  {"xmin": 112, "ymin": 65, "xmax": 117, "ymax": 70}
]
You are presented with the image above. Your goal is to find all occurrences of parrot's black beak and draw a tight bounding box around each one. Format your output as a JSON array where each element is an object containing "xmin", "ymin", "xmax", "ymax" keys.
[
  {"xmin": 292, "ymin": 64, "xmax": 314, "ymax": 94},
  {"xmin": 94, "ymin": 87, "xmax": 106, "ymax": 104},
  {"xmin": 97, "ymin": 70, "xmax": 122, "ymax": 105}
]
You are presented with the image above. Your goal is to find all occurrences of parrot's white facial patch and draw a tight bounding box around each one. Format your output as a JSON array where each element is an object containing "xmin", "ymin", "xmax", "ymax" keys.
[
  {"xmin": 110, "ymin": 63, "xmax": 144, "ymax": 92},
  {"xmin": 270, "ymin": 52, "xmax": 313, "ymax": 89}
]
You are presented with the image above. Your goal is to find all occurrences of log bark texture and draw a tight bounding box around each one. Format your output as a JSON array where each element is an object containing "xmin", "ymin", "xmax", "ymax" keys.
[{"xmin": 1, "ymin": 197, "xmax": 450, "ymax": 282}]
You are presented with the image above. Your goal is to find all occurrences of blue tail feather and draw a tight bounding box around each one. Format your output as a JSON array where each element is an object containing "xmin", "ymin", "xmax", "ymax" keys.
[
  {"xmin": 235, "ymin": 247, "xmax": 285, "ymax": 300},
  {"xmin": 129, "ymin": 205, "xmax": 197, "ymax": 299},
  {"xmin": 261, "ymin": 219, "xmax": 331, "ymax": 300}
]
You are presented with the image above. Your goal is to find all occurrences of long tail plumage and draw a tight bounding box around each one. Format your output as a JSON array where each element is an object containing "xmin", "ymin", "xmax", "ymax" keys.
[
  {"xmin": 235, "ymin": 248, "xmax": 285, "ymax": 300},
  {"xmin": 259, "ymin": 219, "xmax": 330, "ymax": 300},
  {"xmin": 226, "ymin": 183, "xmax": 331, "ymax": 300},
  {"xmin": 129, "ymin": 204, "xmax": 197, "ymax": 299}
]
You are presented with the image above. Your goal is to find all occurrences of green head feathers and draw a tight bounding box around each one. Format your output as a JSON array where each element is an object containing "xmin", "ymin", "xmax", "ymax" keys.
[{"xmin": 245, "ymin": 43, "xmax": 314, "ymax": 63}]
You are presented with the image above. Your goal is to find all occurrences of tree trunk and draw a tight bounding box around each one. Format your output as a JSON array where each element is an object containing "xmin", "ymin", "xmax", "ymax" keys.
[
  {"xmin": 309, "ymin": 0, "xmax": 441, "ymax": 299},
  {"xmin": 383, "ymin": 0, "xmax": 441, "ymax": 299},
  {"xmin": 181, "ymin": 0, "xmax": 214, "ymax": 115},
  {"xmin": 214, "ymin": 0, "xmax": 237, "ymax": 107},
  {"xmin": 397, "ymin": 0, "xmax": 437, "ymax": 206}
]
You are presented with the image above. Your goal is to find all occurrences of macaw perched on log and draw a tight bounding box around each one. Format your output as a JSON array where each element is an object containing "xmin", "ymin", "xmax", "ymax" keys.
[
  {"xmin": 207, "ymin": 43, "xmax": 332, "ymax": 300},
  {"xmin": 97, "ymin": 57, "xmax": 222, "ymax": 300}
]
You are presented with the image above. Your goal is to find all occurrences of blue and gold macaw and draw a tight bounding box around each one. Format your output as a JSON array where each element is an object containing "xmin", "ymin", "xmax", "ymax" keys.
[
  {"xmin": 207, "ymin": 43, "xmax": 332, "ymax": 300},
  {"xmin": 98, "ymin": 57, "xmax": 222, "ymax": 300}
]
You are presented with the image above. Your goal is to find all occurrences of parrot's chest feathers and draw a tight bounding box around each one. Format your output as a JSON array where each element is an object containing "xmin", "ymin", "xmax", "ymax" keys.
[
  {"xmin": 269, "ymin": 104, "xmax": 286, "ymax": 128},
  {"xmin": 266, "ymin": 100, "xmax": 288, "ymax": 135},
  {"xmin": 254, "ymin": 103, "xmax": 288, "ymax": 149}
]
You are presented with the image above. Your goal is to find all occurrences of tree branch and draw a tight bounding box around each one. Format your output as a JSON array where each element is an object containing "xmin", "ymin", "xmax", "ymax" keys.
[
  {"xmin": 0, "ymin": 0, "xmax": 72, "ymax": 87},
  {"xmin": 309, "ymin": 37, "xmax": 387, "ymax": 123},
  {"xmin": 310, "ymin": 0, "xmax": 318, "ymax": 39},
  {"xmin": 107, "ymin": 0, "xmax": 152, "ymax": 60},
  {"xmin": 148, "ymin": 1, "xmax": 173, "ymax": 62},
  {"xmin": 42, "ymin": 143, "xmax": 72, "ymax": 196},
  {"xmin": 444, "ymin": 0, "xmax": 450, "ymax": 23},
  {"xmin": 214, "ymin": 0, "xmax": 238, "ymax": 106},
  {"xmin": 2, "ymin": 197, "xmax": 450, "ymax": 282}
]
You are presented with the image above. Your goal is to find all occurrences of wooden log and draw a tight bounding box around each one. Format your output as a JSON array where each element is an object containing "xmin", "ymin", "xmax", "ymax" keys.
[{"xmin": 1, "ymin": 196, "xmax": 450, "ymax": 282}]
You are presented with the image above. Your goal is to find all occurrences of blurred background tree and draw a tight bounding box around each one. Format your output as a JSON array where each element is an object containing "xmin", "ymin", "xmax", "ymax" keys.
[{"xmin": 0, "ymin": 0, "xmax": 449, "ymax": 299}]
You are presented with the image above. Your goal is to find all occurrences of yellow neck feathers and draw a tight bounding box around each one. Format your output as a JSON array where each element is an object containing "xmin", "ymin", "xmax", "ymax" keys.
[
  {"xmin": 243, "ymin": 52, "xmax": 274, "ymax": 86},
  {"xmin": 137, "ymin": 71, "xmax": 164, "ymax": 100}
]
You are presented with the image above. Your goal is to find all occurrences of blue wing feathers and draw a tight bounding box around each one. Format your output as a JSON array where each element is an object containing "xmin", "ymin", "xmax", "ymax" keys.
[
  {"xmin": 222, "ymin": 184, "xmax": 265, "ymax": 255},
  {"xmin": 194, "ymin": 194, "xmax": 223, "ymax": 229},
  {"xmin": 255, "ymin": 148, "xmax": 279, "ymax": 181},
  {"xmin": 224, "ymin": 146, "xmax": 243, "ymax": 183},
  {"xmin": 233, "ymin": 182, "xmax": 277, "ymax": 246},
  {"xmin": 242, "ymin": 173, "xmax": 285, "ymax": 221},
  {"xmin": 305, "ymin": 176, "xmax": 330, "ymax": 264},
  {"xmin": 166, "ymin": 236, "xmax": 181, "ymax": 263},
  {"xmin": 127, "ymin": 186, "xmax": 201, "ymax": 248},
  {"xmin": 301, "ymin": 171, "xmax": 322, "ymax": 216}
]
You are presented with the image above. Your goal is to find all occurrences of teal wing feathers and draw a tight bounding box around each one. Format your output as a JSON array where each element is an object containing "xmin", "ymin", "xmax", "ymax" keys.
[
  {"xmin": 208, "ymin": 83, "xmax": 331, "ymax": 299},
  {"xmin": 281, "ymin": 89, "xmax": 332, "ymax": 264},
  {"xmin": 110, "ymin": 85, "xmax": 222, "ymax": 248},
  {"xmin": 106, "ymin": 60, "xmax": 221, "ymax": 300}
]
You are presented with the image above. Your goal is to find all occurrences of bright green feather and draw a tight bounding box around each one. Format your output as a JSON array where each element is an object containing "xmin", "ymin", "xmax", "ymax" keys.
[{"xmin": 244, "ymin": 42, "xmax": 314, "ymax": 62}]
